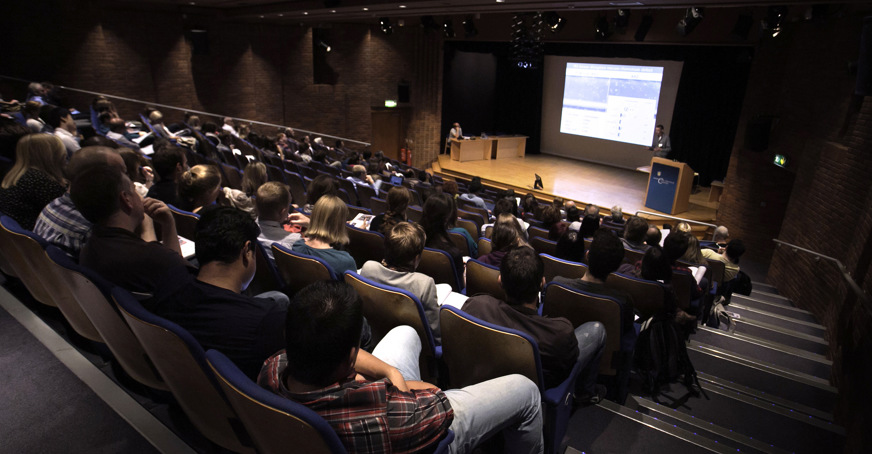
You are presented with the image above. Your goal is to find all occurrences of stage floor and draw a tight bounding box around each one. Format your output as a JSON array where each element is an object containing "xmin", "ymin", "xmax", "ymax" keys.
[{"xmin": 436, "ymin": 154, "xmax": 718, "ymax": 224}]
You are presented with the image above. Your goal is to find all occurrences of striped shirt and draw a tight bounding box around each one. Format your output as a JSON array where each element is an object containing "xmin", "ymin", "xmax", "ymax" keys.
[
  {"xmin": 34, "ymin": 193, "xmax": 91, "ymax": 259},
  {"xmin": 258, "ymin": 351, "xmax": 453, "ymax": 454}
]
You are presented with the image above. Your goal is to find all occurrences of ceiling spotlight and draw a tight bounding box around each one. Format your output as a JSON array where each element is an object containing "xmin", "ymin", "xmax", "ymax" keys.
[
  {"xmin": 318, "ymin": 41, "xmax": 331, "ymax": 52},
  {"xmin": 543, "ymin": 12, "xmax": 566, "ymax": 33},
  {"xmin": 379, "ymin": 17, "xmax": 393, "ymax": 35},
  {"xmin": 595, "ymin": 15, "xmax": 611, "ymax": 40},
  {"xmin": 614, "ymin": 9, "xmax": 631, "ymax": 31},
  {"xmin": 462, "ymin": 17, "xmax": 478, "ymax": 38},
  {"xmin": 762, "ymin": 6, "xmax": 788, "ymax": 37},
  {"xmin": 443, "ymin": 19, "xmax": 456, "ymax": 38},
  {"xmin": 676, "ymin": 7, "xmax": 704, "ymax": 36}
]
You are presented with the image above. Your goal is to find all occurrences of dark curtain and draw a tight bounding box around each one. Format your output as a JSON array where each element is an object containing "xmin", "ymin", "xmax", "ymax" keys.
[{"xmin": 442, "ymin": 41, "xmax": 754, "ymax": 185}]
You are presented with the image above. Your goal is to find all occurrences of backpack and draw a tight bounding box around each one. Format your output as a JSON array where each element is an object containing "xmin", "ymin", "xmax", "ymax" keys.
[{"xmin": 633, "ymin": 314, "xmax": 707, "ymax": 405}]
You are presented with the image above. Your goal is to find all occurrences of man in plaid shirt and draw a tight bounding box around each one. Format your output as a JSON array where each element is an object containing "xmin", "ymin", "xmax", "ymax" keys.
[{"xmin": 259, "ymin": 281, "xmax": 544, "ymax": 454}]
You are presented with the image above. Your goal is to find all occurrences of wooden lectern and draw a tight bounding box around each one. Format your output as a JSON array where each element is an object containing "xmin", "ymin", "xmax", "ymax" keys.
[{"xmin": 644, "ymin": 157, "xmax": 694, "ymax": 215}]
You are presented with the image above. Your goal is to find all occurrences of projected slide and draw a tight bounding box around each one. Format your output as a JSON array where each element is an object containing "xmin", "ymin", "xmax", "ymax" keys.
[{"xmin": 560, "ymin": 63, "xmax": 664, "ymax": 146}]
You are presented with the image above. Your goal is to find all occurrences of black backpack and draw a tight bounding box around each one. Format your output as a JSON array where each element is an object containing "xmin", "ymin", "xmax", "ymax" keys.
[{"xmin": 633, "ymin": 314, "xmax": 707, "ymax": 405}]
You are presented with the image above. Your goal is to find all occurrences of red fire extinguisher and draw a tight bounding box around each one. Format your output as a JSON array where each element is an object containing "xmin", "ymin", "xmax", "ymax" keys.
[{"xmin": 400, "ymin": 147, "xmax": 412, "ymax": 166}]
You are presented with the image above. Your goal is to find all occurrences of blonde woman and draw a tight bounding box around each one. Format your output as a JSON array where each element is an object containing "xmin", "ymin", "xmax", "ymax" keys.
[
  {"xmin": 178, "ymin": 164, "xmax": 221, "ymax": 214},
  {"xmin": 222, "ymin": 161, "xmax": 266, "ymax": 218},
  {"xmin": 291, "ymin": 195, "xmax": 357, "ymax": 275},
  {"xmin": 0, "ymin": 134, "xmax": 67, "ymax": 229}
]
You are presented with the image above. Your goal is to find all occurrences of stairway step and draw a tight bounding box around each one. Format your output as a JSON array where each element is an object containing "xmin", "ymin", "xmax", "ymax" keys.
[
  {"xmin": 694, "ymin": 327, "xmax": 832, "ymax": 380},
  {"xmin": 732, "ymin": 318, "xmax": 829, "ymax": 356},
  {"xmin": 730, "ymin": 295, "xmax": 817, "ymax": 322},
  {"xmin": 727, "ymin": 304, "xmax": 827, "ymax": 336},
  {"xmin": 627, "ymin": 395, "xmax": 790, "ymax": 454},
  {"xmin": 632, "ymin": 381, "xmax": 844, "ymax": 453},
  {"xmin": 748, "ymin": 289, "xmax": 794, "ymax": 305},
  {"xmin": 697, "ymin": 372, "xmax": 835, "ymax": 422},
  {"xmin": 566, "ymin": 399, "xmax": 735, "ymax": 454},
  {"xmin": 751, "ymin": 282, "xmax": 779, "ymax": 294},
  {"xmin": 687, "ymin": 341, "xmax": 837, "ymax": 414}
]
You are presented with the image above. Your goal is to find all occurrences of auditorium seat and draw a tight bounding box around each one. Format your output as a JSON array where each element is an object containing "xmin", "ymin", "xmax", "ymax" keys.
[
  {"xmin": 369, "ymin": 197, "xmax": 388, "ymax": 215},
  {"xmin": 530, "ymin": 236, "xmax": 558, "ymax": 256},
  {"xmin": 345, "ymin": 204, "xmax": 372, "ymax": 221},
  {"xmin": 540, "ymin": 253, "xmax": 587, "ymax": 283},
  {"xmin": 167, "ymin": 204, "xmax": 200, "ymax": 241},
  {"xmin": 477, "ymin": 237, "xmax": 493, "ymax": 257},
  {"xmin": 272, "ymin": 244, "xmax": 339, "ymax": 296},
  {"xmin": 345, "ymin": 224, "xmax": 385, "ymax": 269},
  {"xmin": 283, "ymin": 170, "xmax": 308, "ymax": 206},
  {"xmin": 465, "ymin": 259, "xmax": 505, "ymax": 300},
  {"xmin": 605, "ymin": 272, "xmax": 666, "ymax": 320},
  {"xmin": 455, "ymin": 217, "xmax": 480, "ymax": 241},
  {"xmin": 418, "ymin": 247, "xmax": 463, "ymax": 292},
  {"xmin": 0, "ymin": 215, "xmax": 57, "ymax": 308},
  {"xmin": 448, "ymin": 231, "xmax": 471, "ymax": 257},
  {"xmin": 247, "ymin": 241, "xmax": 284, "ymax": 296}
]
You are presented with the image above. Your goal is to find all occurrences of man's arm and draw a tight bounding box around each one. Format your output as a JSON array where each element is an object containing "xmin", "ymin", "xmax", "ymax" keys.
[
  {"xmin": 354, "ymin": 350, "xmax": 410, "ymax": 391},
  {"xmin": 142, "ymin": 198, "xmax": 183, "ymax": 256}
]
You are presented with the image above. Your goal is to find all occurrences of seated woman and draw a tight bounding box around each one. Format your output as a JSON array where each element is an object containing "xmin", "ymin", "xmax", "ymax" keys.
[
  {"xmin": 360, "ymin": 222, "xmax": 441, "ymax": 344},
  {"xmin": 420, "ymin": 192, "xmax": 464, "ymax": 284},
  {"xmin": 540, "ymin": 205, "xmax": 563, "ymax": 240},
  {"xmin": 302, "ymin": 174, "xmax": 339, "ymax": 214},
  {"xmin": 0, "ymin": 134, "xmax": 67, "ymax": 230},
  {"xmin": 177, "ymin": 164, "xmax": 222, "ymax": 214},
  {"xmin": 291, "ymin": 195, "xmax": 357, "ymax": 276},
  {"xmin": 369, "ymin": 185, "xmax": 411, "ymax": 235},
  {"xmin": 222, "ymin": 161, "xmax": 267, "ymax": 218},
  {"xmin": 446, "ymin": 194, "xmax": 477, "ymax": 257},
  {"xmin": 478, "ymin": 213, "xmax": 528, "ymax": 268}
]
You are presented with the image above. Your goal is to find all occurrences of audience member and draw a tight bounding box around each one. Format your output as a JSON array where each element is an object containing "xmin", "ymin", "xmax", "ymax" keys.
[
  {"xmin": 360, "ymin": 222, "xmax": 441, "ymax": 344},
  {"xmin": 222, "ymin": 161, "xmax": 267, "ymax": 218},
  {"xmin": 645, "ymin": 225, "xmax": 662, "ymax": 248},
  {"xmin": 222, "ymin": 117, "xmax": 238, "ymax": 137},
  {"xmin": 47, "ymin": 107, "xmax": 80, "ymax": 156},
  {"xmin": 479, "ymin": 213, "xmax": 528, "ymax": 267},
  {"xmin": 440, "ymin": 180, "xmax": 459, "ymax": 199},
  {"xmin": 463, "ymin": 247, "xmax": 607, "ymax": 401},
  {"xmin": 368, "ymin": 185, "xmax": 411, "ymax": 235},
  {"xmin": 555, "ymin": 227, "xmax": 586, "ymax": 264},
  {"xmin": 34, "ymin": 146, "xmax": 124, "ymax": 259},
  {"xmin": 579, "ymin": 213, "xmax": 600, "ymax": 239},
  {"xmin": 146, "ymin": 146, "xmax": 188, "ymax": 207},
  {"xmin": 26, "ymin": 82, "xmax": 47, "ymax": 105},
  {"xmin": 702, "ymin": 239, "xmax": 744, "ymax": 282},
  {"xmin": 601, "ymin": 205, "xmax": 625, "ymax": 233},
  {"xmin": 481, "ymin": 197, "xmax": 529, "ymax": 237},
  {"xmin": 420, "ymin": 192, "xmax": 465, "ymax": 281},
  {"xmin": 0, "ymin": 116, "xmax": 30, "ymax": 162},
  {"xmin": 303, "ymin": 174, "xmax": 339, "ymax": 213},
  {"xmin": 663, "ymin": 231, "xmax": 708, "ymax": 312},
  {"xmin": 292, "ymin": 195, "xmax": 357, "ymax": 275},
  {"xmin": 256, "ymin": 181, "xmax": 309, "ymax": 261},
  {"xmin": 681, "ymin": 235, "xmax": 705, "ymax": 264},
  {"xmin": 23, "ymin": 101, "xmax": 45, "ymax": 133},
  {"xmin": 622, "ymin": 216, "xmax": 649, "ymax": 251},
  {"xmin": 701, "ymin": 225, "xmax": 730, "ymax": 251},
  {"xmin": 105, "ymin": 117, "xmax": 142, "ymax": 151},
  {"xmin": 458, "ymin": 176, "xmax": 487, "ymax": 211},
  {"xmin": 539, "ymin": 205, "xmax": 562, "ymax": 233},
  {"xmin": 346, "ymin": 164, "xmax": 382, "ymax": 192},
  {"xmin": 119, "ymin": 148, "xmax": 154, "ymax": 197},
  {"xmin": 72, "ymin": 164, "xmax": 193, "ymax": 296},
  {"xmin": 150, "ymin": 206, "xmax": 289, "ymax": 379},
  {"xmin": 258, "ymin": 280, "xmax": 544, "ymax": 454},
  {"xmin": 178, "ymin": 164, "xmax": 221, "ymax": 213},
  {"xmin": 0, "ymin": 134, "xmax": 68, "ymax": 230},
  {"xmin": 447, "ymin": 195, "xmax": 478, "ymax": 257}
]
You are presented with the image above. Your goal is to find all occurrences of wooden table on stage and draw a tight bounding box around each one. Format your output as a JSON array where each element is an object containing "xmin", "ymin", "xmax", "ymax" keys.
[{"xmin": 450, "ymin": 136, "xmax": 527, "ymax": 162}]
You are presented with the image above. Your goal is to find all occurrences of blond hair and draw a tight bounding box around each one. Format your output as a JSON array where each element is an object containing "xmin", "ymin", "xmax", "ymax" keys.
[
  {"xmin": 179, "ymin": 164, "xmax": 222, "ymax": 210},
  {"xmin": 2, "ymin": 134, "xmax": 67, "ymax": 189},
  {"xmin": 306, "ymin": 195, "xmax": 349, "ymax": 246},
  {"xmin": 255, "ymin": 181, "xmax": 290, "ymax": 221}
]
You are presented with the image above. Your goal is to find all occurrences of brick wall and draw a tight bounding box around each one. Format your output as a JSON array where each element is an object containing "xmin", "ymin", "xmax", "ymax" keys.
[{"xmin": 0, "ymin": 3, "xmax": 443, "ymax": 168}]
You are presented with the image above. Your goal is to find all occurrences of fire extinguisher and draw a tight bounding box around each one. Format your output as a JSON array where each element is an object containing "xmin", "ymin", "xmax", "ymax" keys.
[{"xmin": 400, "ymin": 147, "xmax": 412, "ymax": 166}]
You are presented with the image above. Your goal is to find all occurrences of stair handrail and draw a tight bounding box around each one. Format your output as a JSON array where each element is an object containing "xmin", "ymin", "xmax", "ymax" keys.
[
  {"xmin": 772, "ymin": 239, "xmax": 871, "ymax": 310},
  {"xmin": 0, "ymin": 75, "xmax": 370, "ymax": 146},
  {"xmin": 634, "ymin": 210, "xmax": 717, "ymax": 229}
]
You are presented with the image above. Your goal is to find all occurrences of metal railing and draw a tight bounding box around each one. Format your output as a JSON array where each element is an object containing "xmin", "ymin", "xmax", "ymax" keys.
[
  {"xmin": 634, "ymin": 210, "xmax": 717, "ymax": 229},
  {"xmin": 773, "ymin": 239, "xmax": 871, "ymax": 311},
  {"xmin": 0, "ymin": 75, "xmax": 370, "ymax": 146}
]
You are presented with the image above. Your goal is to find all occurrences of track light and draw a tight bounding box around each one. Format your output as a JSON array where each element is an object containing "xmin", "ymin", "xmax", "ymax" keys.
[
  {"xmin": 614, "ymin": 9, "xmax": 631, "ymax": 32},
  {"xmin": 379, "ymin": 17, "xmax": 393, "ymax": 35},
  {"xmin": 462, "ymin": 17, "xmax": 478, "ymax": 38},
  {"xmin": 595, "ymin": 15, "xmax": 611, "ymax": 40},
  {"xmin": 443, "ymin": 19, "xmax": 456, "ymax": 38},
  {"xmin": 543, "ymin": 12, "xmax": 566, "ymax": 33},
  {"xmin": 676, "ymin": 7, "xmax": 704, "ymax": 37},
  {"xmin": 762, "ymin": 6, "xmax": 788, "ymax": 37},
  {"xmin": 318, "ymin": 41, "xmax": 331, "ymax": 52}
]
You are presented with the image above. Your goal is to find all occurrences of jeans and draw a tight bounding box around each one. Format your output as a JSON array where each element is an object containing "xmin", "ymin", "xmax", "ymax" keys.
[
  {"xmin": 255, "ymin": 290, "xmax": 290, "ymax": 310},
  {"xmin": 373, "ymin": 326, "xmax": 544, "ymax": 454},
  {"xmin": 575, "ymin": 321, "xmax": 607, "ymax": 396}
]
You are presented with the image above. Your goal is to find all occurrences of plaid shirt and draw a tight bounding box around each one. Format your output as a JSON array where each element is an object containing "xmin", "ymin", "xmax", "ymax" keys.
[
  {"xmin": 258, "ymin": 351, "xmax": 453, "ymax": 454},
  {"xmin": 34, "ymin": 193, "xmax": 92, "ymax": 259}
]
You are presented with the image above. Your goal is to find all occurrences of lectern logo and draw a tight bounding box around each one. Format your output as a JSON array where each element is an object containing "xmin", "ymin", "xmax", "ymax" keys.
[{"xmin": 656, "ymin": 176, "xmax": 675, "ymax": 185}]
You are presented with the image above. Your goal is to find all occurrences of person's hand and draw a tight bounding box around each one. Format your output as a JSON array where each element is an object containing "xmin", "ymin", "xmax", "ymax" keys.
[
  {"xmin": 287, "ymin": 212, "xmax": 310, "ymax": 226},
  {"xmin": 142, "ymin": 166, "xmax": 155, "ymax": 185},
  {"xmin": 143, "ymin": 198, "xmax": 174, "ymax": 226},
  {"xmin": 385, "ymin": 367, "xmax": 409, "ymax": 392},
  {"xmin": 366, "ymin": 175, "xmax": 375, "ymax": 184}
]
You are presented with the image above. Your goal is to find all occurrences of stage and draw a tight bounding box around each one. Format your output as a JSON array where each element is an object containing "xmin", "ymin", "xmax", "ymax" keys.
[{"xmin": 434, "ymin": 154, "xmax": 718, "ymax": 225}]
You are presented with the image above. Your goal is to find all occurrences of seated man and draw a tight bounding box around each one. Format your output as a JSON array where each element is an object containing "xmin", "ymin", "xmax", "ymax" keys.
[
  {"xmin": 145, "ymin": 145, "xmax": 188, "ymax": 208},
  {"xmin": 663, "ymin": 231, "xmax": 709, "ymax": 313},
  {"xmin": 601, "ymin": 205, "xmax": 625, "ymax": 233},
  {"xmin": 255, "ymin": 181, "xmax": 309, "ymax": 261},
  {"xmin": 553, "ymin": 230, "xmax": 636, "ymax": 346},
  {"xmin": 150, "ymin": 206, "xmax": 289, "ymax": 379},
  {"xmin": 645, "ymin": 225, "xmax": 662, "ymax": 248},
  {"xmin": 71, "ymin": 164, "xmax": 194, "ymax": 296},
  {"xmin": 621, "ymin": 216, "xmax": 649, "ymax": 251},
  {"xmin": 701, "ymin": 238, "xmax": 744, "ymax": 282},
  {"xmin": 346, "ymin": 164, "xmax": 382, "ymax": 192},
  {"xmin": 35, "ymin": 146, "xmax": 125, "ymax": 260},
  {"xmin": 463, "ymin": 247, "xmax": 607, "ymax": 402},
  {"xmin": 700, "ymin": 225, "xmax": 729, "ymax": 251},
  {"xmin": 259, "ymin": 280, "xmax": 544, "ymax": 454},
  {"xmin": 458, "ymin": 176, "xmax": 487, "ymax": 211},
  {"xmin": 360, "ymin": 222, "xmax": 440, "ymax": 344}
]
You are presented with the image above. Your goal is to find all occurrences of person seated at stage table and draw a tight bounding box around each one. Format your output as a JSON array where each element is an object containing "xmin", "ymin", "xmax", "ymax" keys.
[
  {"xmin": 149, "ymin": 206, "xmax": 289, "ymax": 379},
  {"xmin": 258, "ymin": 280, "xmax": 545, "ymax": 454},
  {"xmin": 360, "ymin": 222, "xmax": 441, "ymax": 344},
  {"xmin": 291, "ymin": 195, "xmax": 357, "ymax": 276},
  {"xmin": 478, "ymin": 213, "xmax": 529, "ymax": 268},
  {"xmin": 256, "ymin": 181, "xmax": 309, "ymax": 261},
  {"xmin": 421, "ymin": 192, "xmax": 465, "ymax": 283},
  {"xmin": 463, "ymin": 247, "xmax": 607, "ymax": 401},
  {"xmin": 449, "ymin": 122, "xmax": 463, "ymax": 140},
  {"xmin": 458, "ymin": 176, "xmax": 488, "ymax": 212},
  {"xmin": 622, "ymin": 216, "xmax": 649, "ymax": 251}
]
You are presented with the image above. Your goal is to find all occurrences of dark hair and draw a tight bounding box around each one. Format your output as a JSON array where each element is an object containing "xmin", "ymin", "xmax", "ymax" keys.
[
  {"xmin": 194, "ymin": 206, "xmax": 260, "ymax": 265},
  {"xmin": 539, "ymin": 205, "xmax": 561, "ymax": 229},
  {"xmin": 70, "ymin": 164, "xmax": 127, "ymax": 224},
  {"xmin": 468, "ymin": 177, "xmax": 482, "ymax": 194},
  {"xmin": 566, "ymin": 206, "xmax": 581, "ymax": 223},
  {"xmin": 202, "ymin": 122, "xmax": 218, "ymax": 134},
  {"xmin": 580, "ymin": 214, "xmax": 600, "ymax": 238},
  {"xmin": 420, "ymin": 192, "xmax": 456, "ymax": 253},
  {"xmin": 500, "ymin": 247, "xmax": 544, "ymax": 304},
  {"xmin": 151, "ymin": 146, "xmax": 186, "ymax": 180},
  {"xmin": 640, "ymin": 245, "xmax": 672, "ymax": 283},
  {"xmin": 624, "ymin": 216, "xmax": 648, "ymax": 244},
  {"xmin": 663, "ymin": 231, "xmax": 691, "ymax": 265},
  {"xmin": 645, "ymin": 226, "xmax": 662, "ymax": 247},
  {"xmin": 384, "ymin": 222, "xmax": 425, "ymax": 269},
  {"xmin": 555, "ymin": 229, "xmax": 586, "ymax": 263},
  {"xmin": 46, "ymin": 107, "xmax": 70, "ymax": 129},
  {"xmin": 284, "ymin": 281, "xmax": 364, "ymax": 386},
  {"xmin": 491, "ymin": 213, "xmax": 522, "ymax": 252},
  {"xmin": 441, "ymin": 180, "xmax": 458, "ymax": 196},
  {"xmin": 520, "ymin": 193, "xmax": 538, "ymax": 215},
  {"xmin": 380, "ymin": 185, "xmax": 412, "ymax": 234},
  {"xmin": 0, "ymin": 117, "xmax": 31, "ymax": 161},
  {"xmin": 118, "ymin": 148, "xmax": 148, "ymax": 183},
  {"xmin": 80, "ymin": 135, "xmax": 120, "ymax": 149},
  {"xmin": 492, "ymin": 198, "xmax": 514, "ymax": 218},
  {"xmin": 588, "ymin": 229, "xmax": 625, "ymax": 280},
  {"xmin": 726, "ymin": 239, "xmax": 745, "ymax": 263},
  {"xmin": 306, "ymin": 174, "xmax": 339, "ymax": 206}
]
